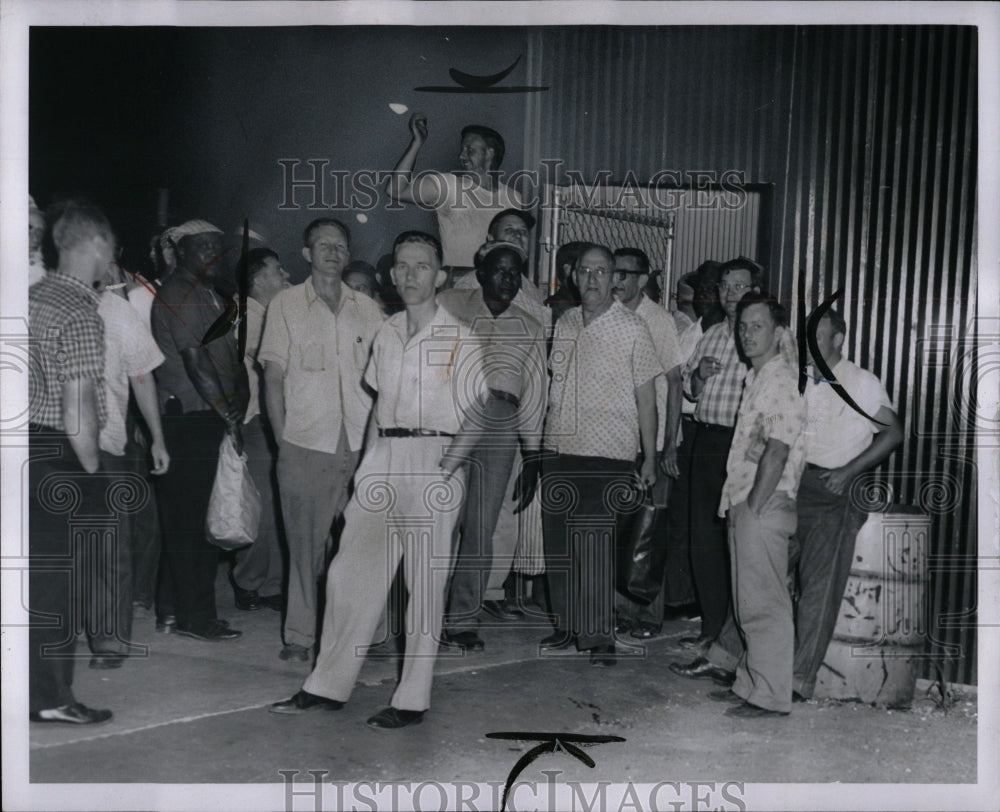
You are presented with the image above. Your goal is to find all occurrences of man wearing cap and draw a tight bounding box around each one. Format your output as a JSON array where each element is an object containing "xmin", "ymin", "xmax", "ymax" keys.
[
  {"xmin": 150, "ymin": 218, "xmax": 247, "ymax": 641},
  {"xmin": 454, "ymin": 208, "xmax": 547, "ymax": 328},
  {"xmin": 270, "ymin": 230, "xmax": 483, "ymax": 729},
  {"xmin": 437, "ymin": 239, "xmax": 546, "ymax": 650},
  {"xmin": 259, "ymin": 218, "xmax": 384, "ymax": 662},
  {"xmin": 228, "ymin": 247, "xmax": 291, "ymax": 614},
  {"xmin": 539, "ymin": 244, "xmax": 661, "ymax": 666},
  {"xmin": 610, "ymin": 247, "xmax": 685, "ymax": 639},
  {"xmin": 386, "ymin": 113, "xmax": 522, "ymax": 278}
]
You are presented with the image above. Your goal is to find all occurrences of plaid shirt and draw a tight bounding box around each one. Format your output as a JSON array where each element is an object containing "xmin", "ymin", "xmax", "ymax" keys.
[
  {"xmin": 29, "ymin": 272, "xmax": 107, "ymax": 431},
  {"xmin": 682, "ymin": 319, "xmax": 746, "ymax": 428}
]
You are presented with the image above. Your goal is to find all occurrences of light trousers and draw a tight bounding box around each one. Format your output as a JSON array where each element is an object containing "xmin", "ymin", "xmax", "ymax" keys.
[{"xmin": 303, "ymin": 436, "xmax": 464, "ymax": 712}]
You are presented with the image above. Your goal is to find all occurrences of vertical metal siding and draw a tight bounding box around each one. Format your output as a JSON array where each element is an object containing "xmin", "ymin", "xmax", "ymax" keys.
[{"xmin": 525, "ymin": 25, "xmax": 977, "ymax": 685}]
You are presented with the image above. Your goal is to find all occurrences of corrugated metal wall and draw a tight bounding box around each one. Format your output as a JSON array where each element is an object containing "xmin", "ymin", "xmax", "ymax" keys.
[{"xmin": 524, "ymin": 26, "xmax": 978, "ymax": 684}]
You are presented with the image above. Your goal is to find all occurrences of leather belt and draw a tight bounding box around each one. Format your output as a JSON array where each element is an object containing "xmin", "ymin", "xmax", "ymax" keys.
[
  {"xmin": 488, "ymin": 388, "xmax": 520, "ymax": 408},
  {"xmin": 378, "ymin": 428, "xmax": 455, "ymax": 438},
  {"xmin": 695, "ymin": 421, "xmax": 733, "ymax": 434}
]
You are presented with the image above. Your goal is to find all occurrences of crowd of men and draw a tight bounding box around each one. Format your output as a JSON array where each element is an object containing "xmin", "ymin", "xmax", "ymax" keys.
[{"xmin": 27, "ymin": 115, "xmax": 903, "ymax": 730}]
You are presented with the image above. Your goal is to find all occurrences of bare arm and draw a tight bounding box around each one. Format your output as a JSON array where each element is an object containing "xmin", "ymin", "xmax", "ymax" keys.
[
  {"xmin": 385, "ymin": 113, "xmax": 442, "ymax": 206},
  {"xmin": 747, "ymin": 437, "xmax": 789, "ymax": 514},
  {"xmin": 635, "ymin": 377, "xmax": 658, "ymax": 487},
  {"xmin": 659, "ymin": 364, "xmax": 683, "ymax": 477},
  {"xmin": 262, "ymin": 361, "xmax": 286, "ymax": 447},
  {"xmin": 62, "ymin": 378, "xmax": 100, "ymax": 473},
  {"xmin": 821, "ymin": 406, "xmax": 904, "ymax": 495},
  {"xmin": 129, "ymin": 371, "xmax": 170, "ymax": 474},
  {"xmin": 180, "ymin": 345, "xmax": 248, "ymax": 453}
]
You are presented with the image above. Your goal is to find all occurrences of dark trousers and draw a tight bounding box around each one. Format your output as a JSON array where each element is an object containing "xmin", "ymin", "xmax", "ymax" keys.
[
  {"xmin": 446, "ymin": 397, "xmax": 520, "ymax": 631},
  {"xmin": 28, "ymin": 433, "xmax": 99, "ymax": 711},
  {"xmin": 788, "ymin": 467, "xmax": 868, "ymax": 698},
  {"xmin": 686, "ymin": 422, "xmax": 734, "ymax": 639},
  {"xmin": 661, "ymin": 418, "xmax": 698, "ymax": 606},
  {"xmin": 231, "ymin": 415, "xmax": 285, "ymax": 596},
  {"xmin": 77, "ymin": 451, "xmax": 140, "ymax": 655},
  {"xmin": 542, "ymin": 454, "xmax": 635, "ymax": 650},
  {"xmin": 154, "ymin": 411, "xmax": 225, "ymax": 632},
  {"xmin": 128, "ymin": 434, "xmax": 162, "ymax": 609}
]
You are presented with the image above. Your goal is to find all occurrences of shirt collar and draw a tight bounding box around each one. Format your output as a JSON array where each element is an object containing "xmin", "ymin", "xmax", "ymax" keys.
[
  {"xmin": 304, "ymin": 276, "xmax": 353, "ymax": 311},
  {"xmin": 48, "ymin": 271, "xmax": 102, "ymax": 304}
]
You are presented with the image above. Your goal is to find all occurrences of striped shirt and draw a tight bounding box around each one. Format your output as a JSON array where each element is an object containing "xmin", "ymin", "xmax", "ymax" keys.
[
  {"xmin": 682, "ymin": 319, "xmax": 746, "ymax": 428},
  {"xmin": 29, "ymin": 272, "xmax": 107, "ymax": 431}
]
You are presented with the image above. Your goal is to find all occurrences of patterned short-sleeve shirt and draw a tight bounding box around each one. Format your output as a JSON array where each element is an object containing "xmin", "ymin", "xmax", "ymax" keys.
[
  {"xmin": 29, "ymin": 272, "xmax": 107, "ymax": 431},
  {"xmin": 545, "ymin": 301, "xmax": 662, "ymax": 461},
  {"xmin": 719, "ymin": 353, "xmax": 807, "ymax": 515}
]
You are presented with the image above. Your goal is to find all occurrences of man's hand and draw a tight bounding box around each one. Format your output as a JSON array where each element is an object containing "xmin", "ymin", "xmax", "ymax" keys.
[
  {"xmin": 659, "ymin": 443, "xmax": 679, "ymax": 478},
  {"xmin": 226, "ymin": 421, "xmax": 244, "ymax": 457},
  {"xmin": 149, "ymin": 438, "xmax": 170, "ymax": 475},
  {"xmin": 439, "ymin": 447, "xmax": 464, "ymax": 480},
  {"xmin": 409, "ymin": 113, "xmax": 428, "ymax": 145},
  {"xmin": 513, "ymin": 449, "xmax": 543, "ymax": 514},
  {"xmin": 638, "ymin": 454, "xmax": 657, "ymax": 489},
  {"xmin": 819, "ymin": 465, "xmax": 855, "ymax": 496},
  {"xmin": 698, "ymin": 355, "xmax": 723, "ymax": 381}
]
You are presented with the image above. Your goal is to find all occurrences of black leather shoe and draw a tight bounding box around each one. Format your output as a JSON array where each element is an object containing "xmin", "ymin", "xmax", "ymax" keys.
[
  {"xmin": 724, "ymin": 701, "xmax": 789, "ymax": 718},
  {"xmin": 30, "ymin": 702, "xmax": 113, "ymax": 725},
  {"xmin": 792, "ymin": 690, "xmax": 809, "ymax": 703},
  {"xmin": 89, "ymin": 654, "xmax": 125, "ymax": 670},
  {"xmin": 366, "ymin": 706, "xmax": 424, "ymax": 729},
  {"xmin": 261, "ymin": 594, "xmax": 283, "ymax": 611},
  {"xmin": 614, "ymin": 617, "xmax": 633, "ymax": 636},
  {"xmin": 232, "ymin": 581, "xmax": 262, "ymax": 611},
  {"xmin": 155, "ymin": 614, "xmax": 177, "ymax": 634},
  {"xmin": 440, "ymin": 630, "xmax": 485, "ymax": 651},
  {"xmin": 630, "ymin": 622, "xmax": 661, "ymax": 640},
  {"xmin": 539, "ymin": 631, "xmax": 574, "ymax": 651},
  {"xmin": 269, "ymin": 689, "xmax": 344, "ymax": 714},
  {"xmin": 668, "ymin": 656, "xmax": 735, "ymax": 686},
  {"xmin": 482, "ymin": 600, "xmax": 523, "ymax": 621},
  {"xmin": 588, "ymin": 645, "xmax": 617, "ymax": 667},
  {"xmin": 176, "ymin": 620, "xmax": 242, "ymax": 641},
  {"xmin": 678, "ymin": 634, "xmax": 713, "ymax": 651},
  {"xmin": 708, "ymin": 688, "xmax": 743, "ymax": 703}
]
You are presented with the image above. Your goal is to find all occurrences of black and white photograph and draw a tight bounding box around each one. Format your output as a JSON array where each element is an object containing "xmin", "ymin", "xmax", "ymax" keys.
[{"xmin": 1, "ymin": 2, "xmax": 997, "ymax": 810}]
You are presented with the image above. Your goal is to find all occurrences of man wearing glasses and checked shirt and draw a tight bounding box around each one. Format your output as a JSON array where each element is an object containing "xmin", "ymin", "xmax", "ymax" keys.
[{"xmin": 667, "ymin": 257, "xmax": 764, "ymax": 684}]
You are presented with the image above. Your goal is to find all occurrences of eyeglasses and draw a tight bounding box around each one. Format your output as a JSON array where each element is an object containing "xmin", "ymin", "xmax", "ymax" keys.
[
  {"xmin": 577, "ymin": 266, "xmax": 611, "ymax": 280},
  {"xmin": 613, "ymin": 270, "xmax": 644, "ymax": 282},
  {"xmin": 718, "ymin": 282, "xmax": 751, "ymax": 294}
]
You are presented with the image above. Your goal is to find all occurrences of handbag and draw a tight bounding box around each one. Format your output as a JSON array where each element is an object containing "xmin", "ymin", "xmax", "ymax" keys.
[
  {"xmin": 205, "ymin": 433, "xmax": 261, "ymax": 550},
  {"xmin": 615, "ymin": 490, "xmax": 669, "ymax": 605}
]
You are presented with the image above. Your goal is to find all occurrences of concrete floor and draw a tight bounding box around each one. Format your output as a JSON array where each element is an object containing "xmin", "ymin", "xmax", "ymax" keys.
[{"xmin": 22, "ymin": 565, "xmax": 979, "ymax": 808}]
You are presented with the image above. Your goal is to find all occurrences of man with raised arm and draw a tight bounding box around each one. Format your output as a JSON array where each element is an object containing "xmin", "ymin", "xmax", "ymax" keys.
[{"xmin": 386, "ymin": 113, "xmax": 522, "ymax": 281}]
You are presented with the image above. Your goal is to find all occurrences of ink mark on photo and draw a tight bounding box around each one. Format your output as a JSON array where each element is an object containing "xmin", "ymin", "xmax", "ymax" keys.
[{"xmin": 486, "ymin": 731, "xmax": 625, "ymax": 811}]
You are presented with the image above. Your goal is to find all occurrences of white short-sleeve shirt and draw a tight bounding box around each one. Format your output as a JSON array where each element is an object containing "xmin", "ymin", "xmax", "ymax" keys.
[{"xmin": 804, "ymin": 358, "xmax": 894, "ymax": 468}]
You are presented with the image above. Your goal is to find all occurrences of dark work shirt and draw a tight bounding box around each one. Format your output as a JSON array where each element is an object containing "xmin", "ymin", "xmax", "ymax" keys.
[{"xmin": 150, "ymin": 270, "xmax": 241, "ymax": 413}]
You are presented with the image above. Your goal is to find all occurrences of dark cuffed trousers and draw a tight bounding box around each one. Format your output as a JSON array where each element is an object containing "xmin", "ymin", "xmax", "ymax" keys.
[
  {"xmin": 154, "ymin": 411, "xmax": 226, "ymax": 633},
  {"xmin": 542, "ymin": 454, "xmax": 635, "ymax": 650}
]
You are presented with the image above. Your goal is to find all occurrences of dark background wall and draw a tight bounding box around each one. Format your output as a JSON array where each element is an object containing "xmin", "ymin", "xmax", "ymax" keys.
[
  {"xmin": 30, "ymin": 24, "xmax": 978, "ymax": 684},
  {"xmin": 31, "ymin": 26, "xmax": 530, "ymax": 280}
]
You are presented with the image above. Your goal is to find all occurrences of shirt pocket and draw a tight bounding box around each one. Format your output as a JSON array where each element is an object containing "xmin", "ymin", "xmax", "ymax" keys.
[
  {"xmin": 351, "ymin": 335, "xmax": 369, "ymax": 370},
  {"xmin": 299, "ymin": 341, "xmax": 326, "ymax": 371}
]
